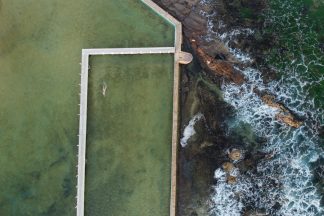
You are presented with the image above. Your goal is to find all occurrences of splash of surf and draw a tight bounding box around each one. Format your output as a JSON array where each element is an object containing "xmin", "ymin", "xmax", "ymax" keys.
[
  {"xmin": 180, "ymin": 113, "xmax": 204, "ymax": 147},
  {"xmin": 199, "ymin": 0, "xmax": 324, "ymax": 215}
]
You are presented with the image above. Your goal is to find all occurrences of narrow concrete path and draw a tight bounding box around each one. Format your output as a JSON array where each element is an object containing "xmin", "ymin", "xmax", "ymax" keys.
[{"xmin": 83, "ymin": 47, "xmax": 175, "ymax": 55}]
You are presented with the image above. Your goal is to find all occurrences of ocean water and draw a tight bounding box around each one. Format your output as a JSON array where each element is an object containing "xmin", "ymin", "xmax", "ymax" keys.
[
  {"xmin": 0, "ymin": 0, "xmax": 173, "ymax": 215},
  {"xmin": 198, "ymin": 0, "xmax": 324, "ymax": 215}
]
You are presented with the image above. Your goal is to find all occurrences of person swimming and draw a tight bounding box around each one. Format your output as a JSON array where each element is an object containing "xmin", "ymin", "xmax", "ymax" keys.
[{"xmin": 102, "ymin": 81, "xmax": 107, "ymax": 96}]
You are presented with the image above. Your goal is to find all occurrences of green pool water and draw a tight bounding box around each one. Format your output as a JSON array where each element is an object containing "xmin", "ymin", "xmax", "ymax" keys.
[
  {"xmin": 85, "ymin": 54, "xmax": 173, "ymax": 216},
  {"xmin": 0, "ymin": 0, "xmax": 174, "ymax": 215}
]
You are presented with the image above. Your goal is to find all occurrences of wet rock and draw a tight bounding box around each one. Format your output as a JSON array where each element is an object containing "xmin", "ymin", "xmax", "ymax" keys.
[
  {"xmin": 183, "ymin": 11, "xmax": 207, "ymax": 33},
  {"xmin": 261, "ymin": 94, "xmax": 303, "ymax": 128},
  {"xmin": 170, "ymin": 3, "xmax": 191, "ymax": 20},
  {"xmin": 227, "ymin": 175, "xmax": 237, "ymax": 184},
  {"xmin": 199, "ymin": 40, "xmax": 238, "ymax": 63},
  {"xmin": 275, "ymin": 112, "xmax": 302, "ymax": 128},
  {"xmin": 222, "ymin": 162, "xmax": 235, "ymax": 173},
  {"xmin": 195, "ymin": 47, "xmax": 245, "ymax": 84},
  {"xmin": 229, "ymin": 149, "xmax": 242, "ymax": 161},
  {"xmin": 154, "ymin": 0, "xmax": 248, "ymax": 85},
  {"xmin": 196, "ymin": 80, "xmax": 235, "ymax": 134}
]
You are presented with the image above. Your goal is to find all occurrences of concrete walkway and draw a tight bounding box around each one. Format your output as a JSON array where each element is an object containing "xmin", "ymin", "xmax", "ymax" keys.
[
  {"xmin": 77, "ymin": 47, "xmax": 177, "ymax": 216},
  {"xmin": 76, "ymin": 1, "xmax": 192, "ymax": 216},
  {"xmin": 82, "ymin": 47, "xmax": 175, "ymax": 55}
]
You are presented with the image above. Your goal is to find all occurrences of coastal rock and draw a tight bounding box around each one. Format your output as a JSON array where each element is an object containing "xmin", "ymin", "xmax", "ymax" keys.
[
  {"xmin": 261, "ymin": 94, "xmax": 303, "ymax": 128},
  {"xmin": 261, "ymin": 94, "xmax": 283, "ymax": 110},
  {"xmin": 199, "ymin": 40, "xmax": 238, "ymax": 63},
  {"xmin": 153, "ymin": 0, "xmax": 246, "ymax": 85},
  {"xmin": 195, "ymin": 47, "xmax": 245, "ymax": 84},
  {"xmin": 276, "ymin": 113, "xmax": 302, "ymax": 128},
  {"xmin": 169, "ymin": 3, "xmax": 191, "ymax": 20},
  {"xmin": 183, "ymin": 11, "xmax": 207, "ymax": 33},
  {"xmin": 227, "ymin": 175, "xmax": 237, "ymax": 184},
  {"xmin": 161, "ymin": 0, "xmax": 207, "ymax": 35},
  {"xmin": 229, "ymin": 149, "xmax": 242, "ymax": 161},
  {"xmin": 222, "ymin": 162, "xmax": 235, "ymax": 173},
  {"xmin": 196, "ymin": 80, "xmax": 235, "ymax": 134}
]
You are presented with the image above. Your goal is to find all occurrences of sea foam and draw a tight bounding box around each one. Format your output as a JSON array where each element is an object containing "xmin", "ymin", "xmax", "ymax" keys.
[
  {"xmin": 180, "ymin": 113, "xmax": 204, "ymax": 147},
  {"xmin": 199, "ymin": 0, "xmax": 324, "ymax": 215}
]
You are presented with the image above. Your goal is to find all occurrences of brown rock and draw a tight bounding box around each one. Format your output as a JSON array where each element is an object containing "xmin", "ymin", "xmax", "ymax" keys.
[
  {"xmin": 276, "ymin": 113, "xmax": 302, "ymax": 128},
  {"xmin": 222, "ymin": 162, "xmax": 235, "ymax": 173},
  {"xmin": 261, "ymin": 94, "xmax": 303, "ymax": 128},
  {"xmin": 183, "ymin": 11, "xmax": 207, "ymax": 32},
  {"xmin": 195, "ymin": 47, "xmax": 245, "ymax": 84},
  {"xmin": 160, "ymin": 0, "xmax": 172, "ymax": 6},
  {"xmin": 185, "ymin": 0, "xmax": 200, "ymax": 7},
  {"xmin": 229, "ymin": 149, "xmax": 242, "ymax": 161},
  {"xmin": 261, "ymin": 94, "xmax": 283, "ymax": 110},
  {"xmin": 200, "ymin": 40, "xmax": 237, "ymax": 63},
  {"xmin": 170, "ymin": 3, "xmax": 191, "ymax": 20},
  {"xmin": 227, "ymin": 176, "xmax": 237, "ymax": 184}
]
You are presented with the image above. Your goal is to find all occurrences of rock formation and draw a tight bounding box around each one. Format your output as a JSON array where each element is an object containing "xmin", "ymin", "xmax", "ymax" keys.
[
  {"xmin": 155, "ymin": 0, "xmax": 246, "ymax": 85},
  {"xmin": 222, "ymin": 162, "xmax": 235, "ymax": 173},
  {"xmin": 261, "ymin": 94, "xmax": 303, "ymax": 128},
  {"xmin": 229, "ymin": 149, "xmax": 242, "ymax": 161},
  {"xmin": 194, "ymin": 46, "xmax": 245, "ymax": 84},
  {"xmin": 227, "ymin": 175, "xmax": 237, "ymax": 184},
  {"xmin": 154, "ymin": 0, "xmax": 304, "ymax": 128}
]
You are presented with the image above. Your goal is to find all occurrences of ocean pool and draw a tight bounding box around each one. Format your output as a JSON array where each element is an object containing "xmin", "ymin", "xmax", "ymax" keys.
[{"xmin": 0, "ymin": 0, "xmax": 173, "ymax": 215}]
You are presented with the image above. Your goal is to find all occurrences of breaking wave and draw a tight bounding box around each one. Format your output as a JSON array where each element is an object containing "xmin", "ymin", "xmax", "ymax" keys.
[
  {"xmin": 200, "ymin": 0, "xmax": 324, "ymax": 215},
  {"xmin": 180, "ymin": 113, "xmax": 204, "ymax": 147}
]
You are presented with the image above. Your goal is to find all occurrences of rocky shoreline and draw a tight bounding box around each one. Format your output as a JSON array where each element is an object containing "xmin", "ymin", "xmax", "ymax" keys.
[
  {"xmin": 153, "ymin": 0, "xmax": 308, "ymax": 215},
  {"xmin": 155, "ymin": 0, "xmax": 303, "ymax": 128}
]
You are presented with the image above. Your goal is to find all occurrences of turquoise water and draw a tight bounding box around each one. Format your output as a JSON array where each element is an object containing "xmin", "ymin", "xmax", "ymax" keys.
[{"xmin": 0, "ymin": 0, "xmax": 173, "ymax": 215}]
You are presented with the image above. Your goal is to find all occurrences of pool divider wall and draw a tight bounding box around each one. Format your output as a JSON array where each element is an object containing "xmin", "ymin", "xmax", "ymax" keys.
[{"xmin": 76, "ymin": 1, "xmax": 192, "ymax": 216}]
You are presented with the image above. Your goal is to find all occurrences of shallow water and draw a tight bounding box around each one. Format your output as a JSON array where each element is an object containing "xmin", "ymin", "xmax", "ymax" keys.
[{"xmin": 0, "ymin": 0, "xmax": 173, "ymax": 215}]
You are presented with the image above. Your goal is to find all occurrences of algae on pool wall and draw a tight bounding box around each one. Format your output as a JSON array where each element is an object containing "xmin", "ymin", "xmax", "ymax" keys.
[
  {"xmin": 0, "ymin": 0, "xmax": 173, "ymax": 215},
  {"xmin": 85, "ymin": 54, "xmax": 174, "ymax": 216}
]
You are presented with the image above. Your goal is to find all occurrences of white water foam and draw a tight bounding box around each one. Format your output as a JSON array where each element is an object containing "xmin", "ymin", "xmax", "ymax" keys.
[
  {"xmin": 210, "ymin": 168, "xmax": 245, "ymax": 216},
  {"xmin": 199, "ymin": 0, "xmax": 324, "ymax": 215},
  {"xmin": 180, "ymin": 113, "xmax": 204, "ymax": 147}
]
